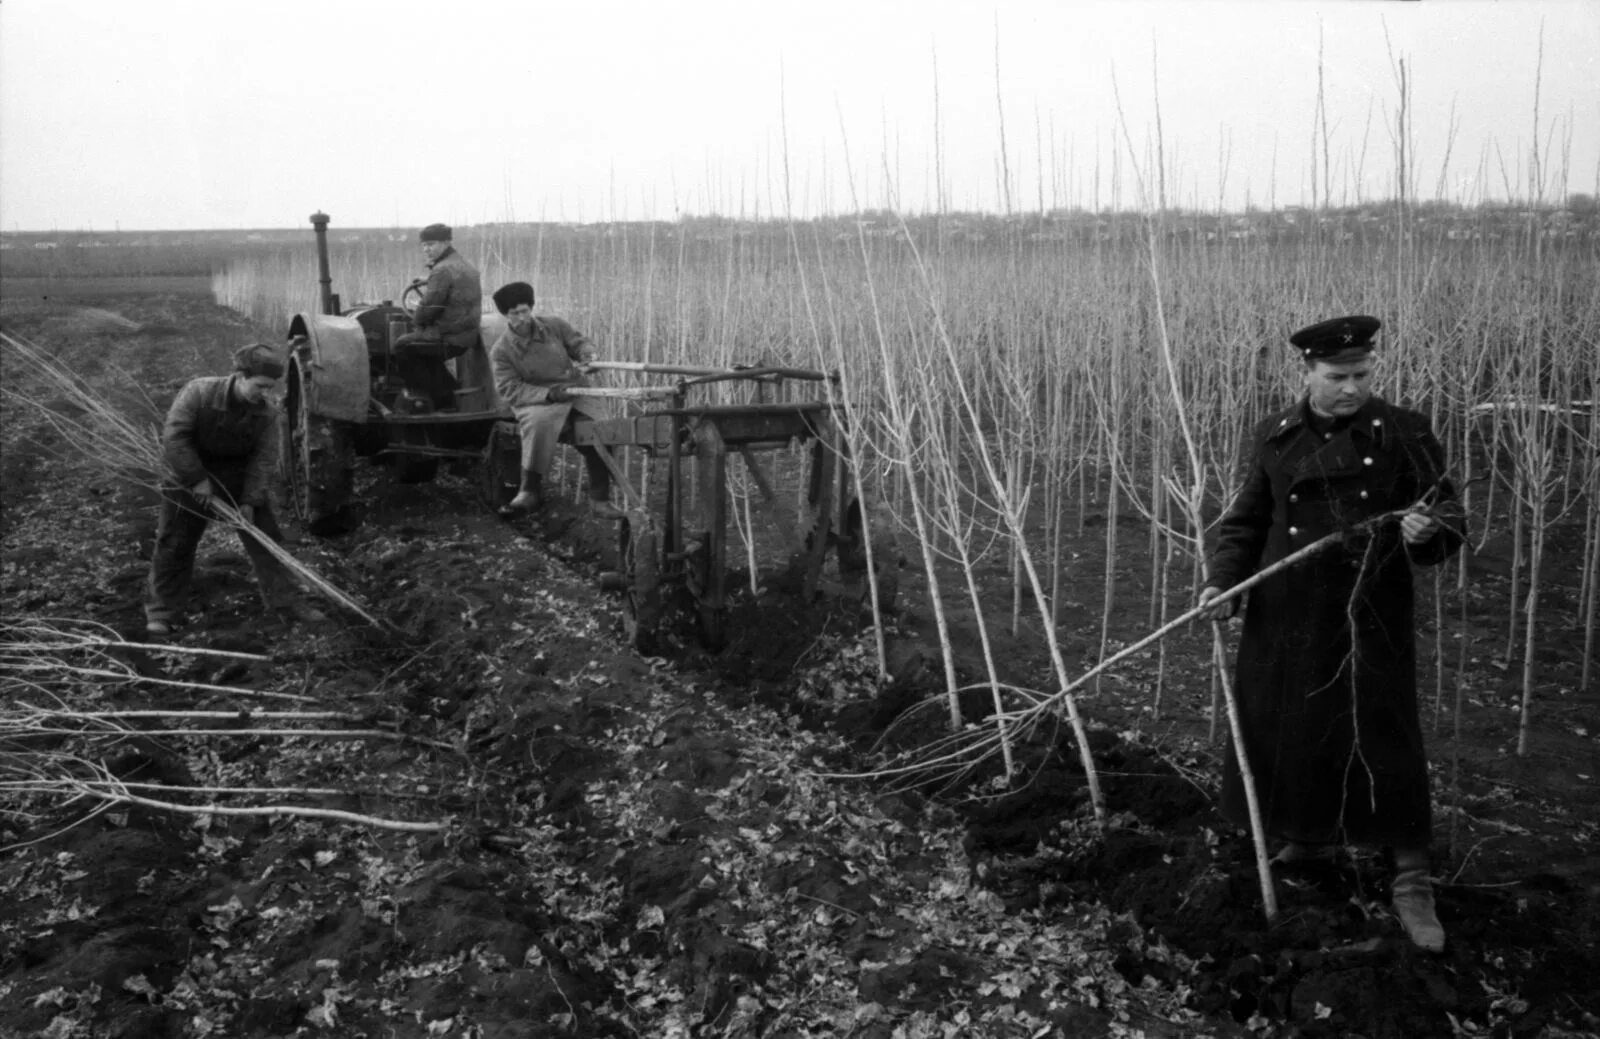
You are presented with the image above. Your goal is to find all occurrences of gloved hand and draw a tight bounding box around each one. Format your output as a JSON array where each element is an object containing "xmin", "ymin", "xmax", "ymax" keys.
[
  {"xmin": 545, "ymin": 383, "xmax": 572, "ymax": 404},
  {"xmin": 238, "ymin": 503, "xmax": 256, "ymax": 526}
]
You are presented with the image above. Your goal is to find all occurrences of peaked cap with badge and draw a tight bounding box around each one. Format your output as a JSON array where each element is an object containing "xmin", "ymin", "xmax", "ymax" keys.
[{"xmin": 1288, "ymin": 315, "xmax": 1381, "ymax": 361}]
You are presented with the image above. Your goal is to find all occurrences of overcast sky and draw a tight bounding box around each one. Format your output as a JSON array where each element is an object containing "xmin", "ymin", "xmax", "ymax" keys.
[{"xmin": 2, "ymin": 0, "xmax": 1596, "ymax": 231}]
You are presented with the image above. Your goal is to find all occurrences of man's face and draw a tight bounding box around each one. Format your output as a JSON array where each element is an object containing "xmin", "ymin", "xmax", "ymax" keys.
[
  {"xmin": 505, "ymin": 303, "xmax": 536, "ymax": 337},
  {"xmin": 421, "ymin": 239, "xmax": 448, "ymax": 263},
  {"xmin": 235, "ymin": 374, "xmax": 278, "ymax": 405},
  {"xmin": 1304, "ymin": 355, "xmax": 1375, "ymax": 418}
]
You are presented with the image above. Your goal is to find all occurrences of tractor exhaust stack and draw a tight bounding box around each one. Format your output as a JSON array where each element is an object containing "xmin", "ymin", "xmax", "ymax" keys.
[{"xmin": 310, "ymin": 211, "xmax": 338, "ymax": 315}]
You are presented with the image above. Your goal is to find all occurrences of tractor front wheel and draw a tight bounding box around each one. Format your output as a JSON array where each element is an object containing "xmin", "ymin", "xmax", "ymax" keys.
[{"xmin": 282, "ymin": 356, "xmax": 357, "ymax": 536}]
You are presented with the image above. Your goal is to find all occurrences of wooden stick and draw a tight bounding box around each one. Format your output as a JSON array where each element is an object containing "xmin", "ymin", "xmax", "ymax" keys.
[
  {"xmin": 587, "ymin": 361, "xmax": 732, "ymax": 376},
  {"xmin": 1, "ymin": 625, "xmax": 273, "ymax": 664},
  {"xmin": 1032, "ymin": 527, "xmax": 1349, "ymax": 711},
  {"xmin": 82, "ymin": 640, "xmax": 272, "ymax": 663},
  {"xmin": 16, "ymin": 707, "xmax": 359, "ymax": 722},
  {"xmin": 8, "ymin": 725, "xmax": 452, "ymax": 750},
  {"xmin": 69, "ymin": 785, "xmax": 447, "ymax": 833},
  {"xmin": 565, "ymin": 386, "xmax": 678, "ymax": 400},
  {"xmin": 8, "ymin": 665, "xmax": 317, "ymax": 702}
]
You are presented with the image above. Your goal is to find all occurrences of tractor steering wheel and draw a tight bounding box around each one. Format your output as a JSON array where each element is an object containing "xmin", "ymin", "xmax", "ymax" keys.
[{"xmin": 400, "ymin": 280, "xmax": 426, "ymax": 317}]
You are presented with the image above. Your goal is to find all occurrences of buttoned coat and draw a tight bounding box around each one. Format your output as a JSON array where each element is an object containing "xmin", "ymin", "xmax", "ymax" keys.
[
  {"xmin": 489, "ymin": 316, "xmax": 611, "ymax": 474},
  {"xmin": 1207, "ymin": 396, "xmax": 1463, "ymax": 848}
]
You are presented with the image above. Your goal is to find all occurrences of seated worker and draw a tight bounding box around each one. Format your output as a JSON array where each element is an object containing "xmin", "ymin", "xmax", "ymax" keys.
[
  {"xmin": 392, "ymin": 222, "xmax": 482, "ymax": 408},
  {"xmin": 487, "ymin": 281, "xmax": 623, "ymax": 520},
  {"xmin": 144, "ymin": 344, "xmax": 327, "ymax": 637}
]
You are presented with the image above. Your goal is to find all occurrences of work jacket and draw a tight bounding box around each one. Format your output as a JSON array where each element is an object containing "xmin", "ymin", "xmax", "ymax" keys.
[
  {"xmin": 413, "ymin": 246, "xmax": 483, "ymax": 350},
  {"xmin": 160, "ymin": 375, "xmax": 281, "ymax": 506},
  {"xmin": 489, "ymin": 316, "xmax": 596, "ymax": 408}
]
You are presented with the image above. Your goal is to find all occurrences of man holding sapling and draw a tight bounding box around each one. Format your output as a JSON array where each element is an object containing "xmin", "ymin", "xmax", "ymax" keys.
[
  {"xmin": 1197, "ymin": 315, "xmax": 1464, "ymax": 952},
  {"xmin": 487, "ymin": 281, "xmax": 622, "ymax": 519},
  {"xmin": 144, "ymin": 344, "xmax": 326, "ymax": 637}
]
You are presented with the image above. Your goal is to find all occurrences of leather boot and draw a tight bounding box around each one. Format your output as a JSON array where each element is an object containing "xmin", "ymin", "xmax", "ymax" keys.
[
  {"xmin": 1391, "ymin": 868, "xmax": 1445, "ymax": 952},
  {"xmin": 501, "ymin": 469, "xmax": 543, "ymax": 516}
]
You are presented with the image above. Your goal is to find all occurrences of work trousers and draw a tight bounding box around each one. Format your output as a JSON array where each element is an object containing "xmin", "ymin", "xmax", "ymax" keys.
[
  {"xmin": 144, "ymin": 484, "xmax": 294, "ymax": 624},
  {"xmin": 512, "ymin": 397, "xmax": 613, "ymax": 482}
]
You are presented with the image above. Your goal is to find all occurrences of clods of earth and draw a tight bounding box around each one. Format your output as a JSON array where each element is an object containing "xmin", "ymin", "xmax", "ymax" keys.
[{"xmin": 2, "ymin": 293, "xmax": 1597, "ymax": 1038}]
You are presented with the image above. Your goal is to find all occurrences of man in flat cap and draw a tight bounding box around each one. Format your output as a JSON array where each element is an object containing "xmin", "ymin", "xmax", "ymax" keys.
[
  {"xmin": 393, "ymin": 223, "xmax": 483, "ymax": 408},
  {"xmin": 144, "ymin": 345, "xmax": 325, "ymax": 637},
  {"xmin": 1198, "ymin": 315, "xmax": 1464, "ymax": 952},
  {"xmin": 487, "ymin": 281, "xmax": 622, "ymax": 519}
]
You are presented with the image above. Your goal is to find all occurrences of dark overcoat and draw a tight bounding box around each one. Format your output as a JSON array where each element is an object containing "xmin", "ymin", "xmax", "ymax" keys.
[{"xmin": 1207, "ymin": 396, "xmax": 1463, "ymax": 848}]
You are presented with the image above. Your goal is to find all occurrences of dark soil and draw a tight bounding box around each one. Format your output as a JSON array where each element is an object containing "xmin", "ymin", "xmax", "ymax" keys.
[{"xmin": 2, "ymin": 290, "xmax": 1596, "ymax": 1039}]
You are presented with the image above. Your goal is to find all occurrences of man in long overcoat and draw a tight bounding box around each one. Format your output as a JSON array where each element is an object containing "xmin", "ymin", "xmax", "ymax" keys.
[{"xmin": 1199, "ymin": 315, "xmax": 1464, "ymax": 951}]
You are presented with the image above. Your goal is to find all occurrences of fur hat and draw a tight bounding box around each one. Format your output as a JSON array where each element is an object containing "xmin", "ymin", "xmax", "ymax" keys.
[
  {"xmin": 232, "ymin": 343, "xmax": 285, "ymax": 379},
  {"xmin": 492, "ymin": 281, "xmax": 536, "ymax": 314},
  {"xmin": 419, "ymin": 223, "xmax": 452, "ymax": 243}
]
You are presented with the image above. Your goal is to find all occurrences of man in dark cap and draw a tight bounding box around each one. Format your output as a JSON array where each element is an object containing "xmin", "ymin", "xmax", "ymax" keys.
[
  {"xmin": 144, "ymin": 344, "xmax": 325, "ymax": 636},
  {"xmin": 1198, "ymin": 315, "xmax": 1464, "ymax": 952},
  {"xmin": 393, "ymin": 223, "xmax": 483, "ymax": 407},
  {"xmin": 487, "ymin": 281, "xmax": 622, "ymax": 519}
]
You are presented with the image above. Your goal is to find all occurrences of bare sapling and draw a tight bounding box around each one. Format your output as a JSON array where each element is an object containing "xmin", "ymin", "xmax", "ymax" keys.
[
  {"xmin": 1136, "ymin": 215, "xmax": 1279, "ymax": 921},
  {"xmin": 826, "ymin": 133, "xmax": 976, "ymax": 732},
  {"xmin": 827, "ymin": 236, "xmax": 962, "ymax": 719},
  {"xmin": 779, "ymin": 109, "xmax": 895, "ymax": 683},
  {"xmin": 890, "ymin": 214, "xmax": 1107, "ymax": 824},
  {"xmin": 912, "ymin": 344, "xmax": 1034, "ymax": 779},
  {"xmin": 1507, "ymin": 387, "xmax": 1570, "ymax": 757}
]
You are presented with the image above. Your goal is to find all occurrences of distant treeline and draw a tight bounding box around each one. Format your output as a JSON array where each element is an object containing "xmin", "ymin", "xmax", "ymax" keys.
[
  {"xmin": 0, "ymin": 240, "xmax": 295, "ymax": 280},
  {"xmin": 5, "ymin": 195, "xmax": 1596, "ymax": 280}
]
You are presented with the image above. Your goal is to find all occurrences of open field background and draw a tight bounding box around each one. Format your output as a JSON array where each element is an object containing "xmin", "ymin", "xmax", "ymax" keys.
[
  {"xmin": 2, "ymin": 211, "xmax": 1598, "ymax": 1038},
  {"xmin": 209, "ymin": 208, "xmax": 1600, "ymax": 721}
]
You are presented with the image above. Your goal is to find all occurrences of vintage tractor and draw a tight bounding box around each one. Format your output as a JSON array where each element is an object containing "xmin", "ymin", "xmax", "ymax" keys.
[
  {"xmin": 277, "ymin": 212, "xmax": 897, "ymax": 651},
  {"xmin": 278, "ymin": 212, "xmax": 518, "ymax": 534}
]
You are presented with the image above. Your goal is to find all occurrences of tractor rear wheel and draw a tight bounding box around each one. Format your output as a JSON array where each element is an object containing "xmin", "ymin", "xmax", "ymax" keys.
[{"xmin": 283, "ymin": 356, "xmax": 357, "ymax": 536}]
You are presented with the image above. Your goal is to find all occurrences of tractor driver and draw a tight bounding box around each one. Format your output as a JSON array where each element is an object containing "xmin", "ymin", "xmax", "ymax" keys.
[
  {"xmin": 392, "ymin": 222, "xmax": 482, "ymax": 408},
  {"xmin": 487, "ymin": 281, "xmax": 624, "ymax": 520}
]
